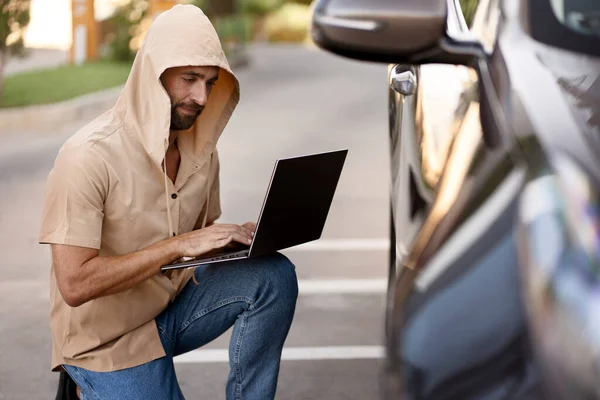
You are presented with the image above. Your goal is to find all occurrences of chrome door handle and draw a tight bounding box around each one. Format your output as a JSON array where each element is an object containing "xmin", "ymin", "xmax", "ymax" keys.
[{"xmin": 390, "ymin": 66, "xmax": 417, "ymax": 96}]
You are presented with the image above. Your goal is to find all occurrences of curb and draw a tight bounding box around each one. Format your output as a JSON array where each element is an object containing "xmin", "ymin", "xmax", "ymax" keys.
[
  {"xmin": 0, "ymin": 86, "xmax": 123, "ymax": 133},
  {"xmin": 0, "ymin": 53, "xmax": 251, "ymax": 134}
]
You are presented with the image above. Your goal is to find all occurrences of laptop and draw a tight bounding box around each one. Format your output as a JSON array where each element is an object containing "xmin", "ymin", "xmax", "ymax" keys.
[{"xmin": 161, "ymin": 149, "xmax": 348, "ymax": 271}]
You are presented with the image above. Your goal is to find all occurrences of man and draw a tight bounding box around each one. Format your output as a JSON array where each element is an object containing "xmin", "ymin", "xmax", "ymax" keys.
[{"xmin": 39, "ymin": 5, "xmax": 298, "ymax": 399}]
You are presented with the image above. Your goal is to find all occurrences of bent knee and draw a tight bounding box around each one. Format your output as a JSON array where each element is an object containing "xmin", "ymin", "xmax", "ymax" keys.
[{"xmin": 264, "ymin": 253, "xmax": 298, "ymax": 302}]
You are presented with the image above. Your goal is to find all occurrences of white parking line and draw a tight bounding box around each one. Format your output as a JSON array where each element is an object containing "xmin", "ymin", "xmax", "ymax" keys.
[
  {"xmin": 285, "ymin": 239, "xmax": 389, "ymax": 252},
  {"xmin": 298, "ymin": 279, "xmax": 387, "ymax": 294},
  {"xmin": 174, "ymin": 346, "xmax": 385, "ymax": 363}
]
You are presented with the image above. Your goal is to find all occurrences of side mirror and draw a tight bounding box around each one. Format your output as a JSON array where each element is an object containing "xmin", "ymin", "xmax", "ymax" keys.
[{"xmin": 310, "ymin": 0, "xmax": 483, "ymax": 65}]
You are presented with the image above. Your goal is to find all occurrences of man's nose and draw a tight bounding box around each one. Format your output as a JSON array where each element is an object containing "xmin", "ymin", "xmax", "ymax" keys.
[{"xmin": 190, "ymin": 83, "xmax": 209, "ymax": 106}]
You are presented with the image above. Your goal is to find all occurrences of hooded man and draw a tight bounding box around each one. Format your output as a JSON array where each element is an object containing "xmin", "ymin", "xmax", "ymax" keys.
[{"xmin": 39, "ymin": 5, "xmax": 298, "ymax": 399}]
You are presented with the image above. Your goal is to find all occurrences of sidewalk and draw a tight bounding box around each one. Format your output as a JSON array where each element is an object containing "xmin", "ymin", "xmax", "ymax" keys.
[
  {"xmin": 5, "ymin": 48, "xmax": 68, "ymax": 76},
  {"xmin": 0, "ymin": 86, "xmax": 123, "ymax": 133},
  {"xmin": 0, "ymin": 48, "xmax": 250, "ymax": 133}
]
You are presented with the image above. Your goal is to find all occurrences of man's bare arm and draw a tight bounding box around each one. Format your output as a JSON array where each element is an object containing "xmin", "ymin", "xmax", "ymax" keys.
[{"xmin": 52, "ymin": 222, "xmax": 256, "ymax": 307}]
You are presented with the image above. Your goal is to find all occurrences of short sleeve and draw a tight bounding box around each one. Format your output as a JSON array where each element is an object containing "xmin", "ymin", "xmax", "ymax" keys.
[{"xmin": 39, "ymin": 146, "xmax": 108, "ymax": 249}]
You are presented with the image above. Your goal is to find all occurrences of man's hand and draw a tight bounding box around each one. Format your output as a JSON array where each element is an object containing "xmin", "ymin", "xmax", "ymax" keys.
[
  {"xmin": 51, "ymin": 221, "xmax": 258, "ymax": 307},
  {"xmin": 242, "ymin": 221, "xmax": 257, "ymax": 233},
  {"xmin": 175, "ymin": 222, "xmax": 256, "ymax": 258}
]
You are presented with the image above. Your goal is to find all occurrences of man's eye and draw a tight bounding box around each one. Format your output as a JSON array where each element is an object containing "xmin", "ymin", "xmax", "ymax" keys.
[{"xmin": 183, "ymin": 77, "xmax": 195, "ymax": 83}]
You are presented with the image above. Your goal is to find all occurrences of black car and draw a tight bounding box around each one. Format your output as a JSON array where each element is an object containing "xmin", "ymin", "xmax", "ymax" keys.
[{"xmin": 311, "ymin": 0, "xmax": 600, "ymax": 398}]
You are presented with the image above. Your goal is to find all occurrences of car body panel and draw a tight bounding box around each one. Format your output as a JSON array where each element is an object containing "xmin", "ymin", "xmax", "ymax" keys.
[
  {"xmin": 385, "ymin": 0, "xmax": 600, "ymax": 398},
  {"xmin": 309, "ymin": 0, "xmax": 600, "ymax": 397}
]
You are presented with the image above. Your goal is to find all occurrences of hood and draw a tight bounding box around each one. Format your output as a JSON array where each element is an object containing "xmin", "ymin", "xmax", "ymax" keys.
[{"xmin": 115, "ymin": 4, "xmax": 240, "ymax": 167}]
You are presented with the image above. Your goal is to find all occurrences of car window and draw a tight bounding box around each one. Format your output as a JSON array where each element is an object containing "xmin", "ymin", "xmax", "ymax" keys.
[
  {"xmin": 550, "ymin": 0, "xmax": 600, "ymax": 37},
  {"xmin": 460, "ymin": 0, "xmax": 480, "ymax": 26},
  {"xmin": 529, "ymin": 0, "xmax": 600, "ymax": 56}
]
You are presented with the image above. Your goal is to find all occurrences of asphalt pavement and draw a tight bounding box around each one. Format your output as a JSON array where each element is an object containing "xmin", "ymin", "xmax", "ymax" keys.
[{"xmin": 0, "ymin": 44, "xmax": 390, "ymax": 399}]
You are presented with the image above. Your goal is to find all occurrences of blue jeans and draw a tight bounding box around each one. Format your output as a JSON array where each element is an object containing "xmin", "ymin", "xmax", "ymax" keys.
[{"xmin": 63, "ymin": 253, "xmax": 298, "ymax": 400}]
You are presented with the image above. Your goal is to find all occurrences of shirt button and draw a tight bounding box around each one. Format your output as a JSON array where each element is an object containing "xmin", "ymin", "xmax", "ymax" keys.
[{"xmin": 171, "ymin": 193, "xmax": 178, "ymax": 199}]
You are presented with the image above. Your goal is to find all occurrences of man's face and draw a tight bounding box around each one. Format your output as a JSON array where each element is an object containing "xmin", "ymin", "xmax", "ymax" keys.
[{"xmin": 160, "ymin": 65, "xmax": 220, "ymax": 131}]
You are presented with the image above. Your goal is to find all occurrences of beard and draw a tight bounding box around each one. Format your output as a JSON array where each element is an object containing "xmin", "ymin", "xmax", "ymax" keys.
[{"xmin": 170, "ymin": 102, "xmax": 204, "ymax": 131}]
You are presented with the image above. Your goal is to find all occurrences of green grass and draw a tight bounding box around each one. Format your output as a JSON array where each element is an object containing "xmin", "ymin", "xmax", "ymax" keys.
[{"xmin": 0, "ymin": 61, "xmax": 132, "ymax": 108}]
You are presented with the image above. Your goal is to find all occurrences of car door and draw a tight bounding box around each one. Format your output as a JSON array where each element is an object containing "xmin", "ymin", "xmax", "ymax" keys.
[
  {"xmin": 388, "ymin": 1, "xmax": 477, "ymax": 277},
  {"xmin": 384, "ymin": 0, "xmax": 544, "ymax": 398}
]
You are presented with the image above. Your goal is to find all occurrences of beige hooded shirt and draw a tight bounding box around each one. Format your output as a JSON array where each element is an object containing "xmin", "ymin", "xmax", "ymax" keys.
[{"xmin": 38, "ymin": 5, "xmax": 239, "ymax": 372}]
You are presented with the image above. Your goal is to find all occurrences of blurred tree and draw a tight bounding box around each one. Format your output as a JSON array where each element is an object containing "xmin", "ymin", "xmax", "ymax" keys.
[
  {"xmin": 459, "ymin": 0, "xmax": 478, "ymax": 26},
  {"xmin": 104, "ymin": 0, "xmax": 148, "ymax": 62},
  {"xmin": 186, "ymin": 0, "xmax": 210, "ymax": 15},
  {"xmin": 238, "ymin": 0, "xmax": 282, "ymax": 17},
  {"xmin": 0, "ymin": 0, "xmax": 30, "ymax": 99},
  {"xmin": 185, "ymin": 0, "xmax": 236, "ymax": 19},
  {"xmin": 186, "ymin": 0, "xmax": 252, "ymax": 55},
  {"xmin": 205, "ymin": 0, "xmax": 235, "ymax": 17},
  {"xmin": 264, "ymin": 2, "xmax": 309, "ymax": 42}
]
